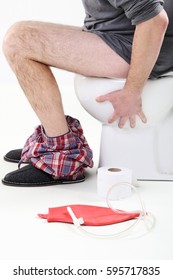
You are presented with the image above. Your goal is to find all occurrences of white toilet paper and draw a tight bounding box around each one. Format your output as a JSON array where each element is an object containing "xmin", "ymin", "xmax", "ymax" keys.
[{"xmin": 97, "ymin": 167, "xmax": 133, "ymax": 200}]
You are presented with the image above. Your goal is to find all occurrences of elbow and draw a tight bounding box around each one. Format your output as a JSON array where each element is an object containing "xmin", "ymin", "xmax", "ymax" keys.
[
  {"xmin": 137, "ymin": 9, "xmax": 169, "ymax": 34},
  {"xmin": 156, "ymin": 10, "xmax": 169, "ymax": 32}
]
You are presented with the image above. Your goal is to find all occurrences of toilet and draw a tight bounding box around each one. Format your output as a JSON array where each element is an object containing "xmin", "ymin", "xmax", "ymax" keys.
[{"xmin": 74, "ymin": 74, "xmax": 173, "ymax": 181}]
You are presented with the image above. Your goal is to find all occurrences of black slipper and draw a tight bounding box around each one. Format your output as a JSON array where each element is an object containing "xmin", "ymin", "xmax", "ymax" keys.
[
  {"xmin": 2, "ymin": 164, "xmax": 85, "ymax": 187},
  {"xmin": 4, "ymin": 149, "xmax": 22, "ymax": 163}
]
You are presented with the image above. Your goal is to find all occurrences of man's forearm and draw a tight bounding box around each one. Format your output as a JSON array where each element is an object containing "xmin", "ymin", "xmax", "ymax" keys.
[{"xmin": 125, "ymin": 9, "xmax": 169, "ymax": 94}]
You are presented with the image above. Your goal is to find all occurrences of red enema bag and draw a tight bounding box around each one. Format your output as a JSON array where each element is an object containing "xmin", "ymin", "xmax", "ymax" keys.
[{"xmin": 38, "ymin": 204, "xmax": 140, "ymax": 226}]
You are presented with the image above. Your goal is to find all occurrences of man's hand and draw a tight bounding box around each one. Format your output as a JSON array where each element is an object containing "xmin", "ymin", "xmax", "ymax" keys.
[{"xmin": 96, "ymin": 88, "xmax": 147, "ymax": 128}]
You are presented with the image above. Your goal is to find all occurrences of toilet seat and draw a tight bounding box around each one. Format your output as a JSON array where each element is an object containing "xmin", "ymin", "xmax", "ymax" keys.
[{"xmin": 74, "ymin": 75, "xmax": 173, "ymax": 128}]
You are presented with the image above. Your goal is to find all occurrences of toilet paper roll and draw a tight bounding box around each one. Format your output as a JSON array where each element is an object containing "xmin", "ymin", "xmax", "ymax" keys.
[{"xmin": 97, "ymin": 167, "xmax": 133, "ymax": 200}]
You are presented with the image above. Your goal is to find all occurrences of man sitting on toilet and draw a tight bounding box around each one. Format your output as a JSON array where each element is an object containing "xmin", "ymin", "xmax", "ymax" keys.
[{"xmin": 2, "ymin": 0, "xmax": 172, "ymax": 186}]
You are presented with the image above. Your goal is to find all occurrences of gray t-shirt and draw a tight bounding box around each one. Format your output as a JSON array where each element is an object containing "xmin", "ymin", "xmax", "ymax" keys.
[{"xmin": 82, "ymin": 0, "xmax": 173, "ymax": 78}]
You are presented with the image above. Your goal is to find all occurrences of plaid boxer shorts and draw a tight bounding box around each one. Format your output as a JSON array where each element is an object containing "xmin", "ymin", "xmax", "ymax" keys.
[{"xmin": 19, "ymin": 115, "xmax": 94, "ymax": 180}]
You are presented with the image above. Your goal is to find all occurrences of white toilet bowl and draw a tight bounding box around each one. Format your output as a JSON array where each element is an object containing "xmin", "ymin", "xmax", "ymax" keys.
[{"xmin": 74, "ymin": 74, "xmax": 173, "ymax": 180}]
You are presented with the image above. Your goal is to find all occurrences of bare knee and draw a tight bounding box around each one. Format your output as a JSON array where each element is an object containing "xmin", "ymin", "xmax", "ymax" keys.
[{"xmin": 3, "ymin": 21, "xmax": 35, "ymax": 62}]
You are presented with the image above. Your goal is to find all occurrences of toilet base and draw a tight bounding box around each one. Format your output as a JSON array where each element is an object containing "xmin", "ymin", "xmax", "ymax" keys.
[{"xmin": 99, "ymin": 112, "xmax": 173, "ymax": 181}]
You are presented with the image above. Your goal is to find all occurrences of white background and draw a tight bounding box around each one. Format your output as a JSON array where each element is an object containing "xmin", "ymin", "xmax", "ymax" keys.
[{"xmin": 0, "ymin": 1, "xmax": 173, "ymax": 276}]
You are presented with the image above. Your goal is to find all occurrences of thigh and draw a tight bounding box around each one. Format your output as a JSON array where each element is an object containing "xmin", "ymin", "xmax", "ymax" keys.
[{"xmin": 14, "ymin": 21, "xmax": 129, "ymax": 78}]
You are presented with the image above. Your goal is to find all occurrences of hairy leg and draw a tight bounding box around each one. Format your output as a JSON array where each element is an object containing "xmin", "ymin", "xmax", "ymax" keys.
[{"xmin": 3, "ymin": 21, "xmax": 129, "ymax": 136}]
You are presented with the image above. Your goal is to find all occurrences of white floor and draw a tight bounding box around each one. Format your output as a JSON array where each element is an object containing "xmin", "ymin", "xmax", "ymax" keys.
[{"xmin": 0, "ymin": 78, "xmax": 173, "ymax": 262}]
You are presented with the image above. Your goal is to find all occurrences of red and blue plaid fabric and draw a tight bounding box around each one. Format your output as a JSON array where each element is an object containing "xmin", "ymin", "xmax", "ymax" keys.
[{"xmin": 19, "ymin": 116, "xmax": 93, "ymax": 179}]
